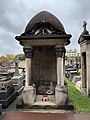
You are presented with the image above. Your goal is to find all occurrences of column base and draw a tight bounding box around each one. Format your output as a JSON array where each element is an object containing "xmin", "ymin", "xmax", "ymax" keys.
[
  {"xmin": 22, "ymin": 86, "xmax": 36, "ymax": 106},
  {"xmin": 55, "ymin": 85, "xmax": 68, "ymax": 105}
]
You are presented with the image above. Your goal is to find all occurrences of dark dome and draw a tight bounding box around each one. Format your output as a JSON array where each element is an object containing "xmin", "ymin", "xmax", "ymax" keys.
[{"xmin": 25, "ymin": 11, "xmax": 65, "ymax": 33}]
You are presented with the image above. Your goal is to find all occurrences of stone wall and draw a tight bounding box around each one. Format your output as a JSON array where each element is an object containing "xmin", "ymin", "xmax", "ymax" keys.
[{"xmin": 33, "ymin": 46, "xmax": 56, "ymax": 83}]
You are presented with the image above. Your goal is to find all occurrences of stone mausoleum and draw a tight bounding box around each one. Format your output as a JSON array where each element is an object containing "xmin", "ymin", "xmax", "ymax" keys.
[
  {"xmin": 78, "ymin": 21, "xmax": 90, "ymax": 96},
  {"xmin": 16, "ymin": 11, "xmax": 72, "ymax": 106}
]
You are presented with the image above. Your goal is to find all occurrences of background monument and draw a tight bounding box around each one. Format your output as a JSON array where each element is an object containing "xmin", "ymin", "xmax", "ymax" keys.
[{"xmin": 78, "ymin": 21, "xmax": 90, "ymax": 96}]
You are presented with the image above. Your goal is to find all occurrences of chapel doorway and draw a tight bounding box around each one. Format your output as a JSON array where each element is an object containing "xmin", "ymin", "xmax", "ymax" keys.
[{"xmin": 82, "ymin": 52, "xmax": 87, "ymax": 89}]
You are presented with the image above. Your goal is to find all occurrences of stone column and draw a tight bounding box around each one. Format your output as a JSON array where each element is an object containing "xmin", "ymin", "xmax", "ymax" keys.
[
  {"xmin": 81, "ymin": 54, "xmax": 85, "ymax": 88},
  {"xmin": 86, "ymin": 49, "xmax": 90, "ymax": 96},
  {"xmin": 23, "ymin": 46, "xmax": 33, "ymax": 86},
  {"xmin": 55, "ymin": 45, "xmax": 67, "ymax": 106},
  {"xmin": 23, "ymin": 46, "xmax": 36, "ymax": 106},
  {"xmin": 55, "ymin": 45, "xmax": 65, "ymax": 86}
]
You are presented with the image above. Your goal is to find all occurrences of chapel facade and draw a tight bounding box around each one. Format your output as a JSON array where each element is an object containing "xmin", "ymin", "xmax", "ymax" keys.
[{"xmin": 16, "ymin": 11, "xmax": 72, "ymax": 106}]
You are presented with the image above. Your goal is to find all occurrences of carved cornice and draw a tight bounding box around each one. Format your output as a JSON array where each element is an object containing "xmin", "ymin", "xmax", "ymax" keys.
[
  {"xmin": 23, "ymin": 46, "xmax": 34, "ymax": 58},
  {"xmin": 55, "ymin": 46, "xmax": 66, "ymax": 57}
]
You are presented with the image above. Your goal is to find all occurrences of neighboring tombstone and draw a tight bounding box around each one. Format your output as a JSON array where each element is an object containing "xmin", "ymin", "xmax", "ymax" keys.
[
  {"xmin": 78, "ymin": 21, "xmax": 90, "ymax": 96},
  {"xmin": 72, "ymin": 75, "xmax": 81, "ymax": 85},
  {"xmin": 2, "ymin": 62, "xmax": 7, "ymax": 72},
  {"xmin": 69, "ymin": 71, "xmax": 79, "ymax": 81},
  {"xmin": 12, "ymin": 56, "xmax": 24, "ymax": 95},
  {"xmin": 0, "ymin": 77, "xmax": 17, "ymax": 107}
]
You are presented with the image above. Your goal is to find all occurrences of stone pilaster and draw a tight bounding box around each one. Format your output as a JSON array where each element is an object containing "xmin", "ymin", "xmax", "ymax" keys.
[
  {"xmin": 23, "ymin": 46, "xmax": 34, "ymax": 86},
  {"xmin": 23, "ymin": 46, "xmax": 36, "ymax": 106},
  {"xmin": 55, "ymin": 45, "xmax": 65, "ymax": 86},
  {"xmin": 55, "ymin": 45, "xmax": 67, "ymax": 106}
]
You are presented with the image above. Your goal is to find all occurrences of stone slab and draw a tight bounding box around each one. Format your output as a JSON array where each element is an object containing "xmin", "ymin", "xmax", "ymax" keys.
[
  {"xmin": 12, "ymin": 75, "xmax": 24, "ymax": 84},
  {"xmin": 0, "ymin": 72, "xmax": 14, "ymax": 77},
  {"xmin": 0, "ymin": 86, "xmax": 14, "ymax": 100},
  {"xmin": 13, "ymin": 80, "xmax": 24, "ymax": 96},
  {"xmin": 17, "ymin": 86, "xmax": 24, "ymax": 96},
  {"xmin": 0, "ymin": 92, "xmax": 17, "ymax": 108},
  {"xmin": 13, "ymin": 80, "xmax": 23, "ymax": 90}
]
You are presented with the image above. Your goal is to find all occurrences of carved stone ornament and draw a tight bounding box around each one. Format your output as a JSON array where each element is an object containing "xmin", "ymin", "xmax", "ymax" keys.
[
  {"xmin": 23, "ymin": 47, "xmax": 34, "ymax": 58},
  {"xmin": 55, "ymin": 46, "xmax": 66, "ymax": 57},
  {"xmin": 26, "ymin": 21, "xmax": 64, "ymax": 36}
]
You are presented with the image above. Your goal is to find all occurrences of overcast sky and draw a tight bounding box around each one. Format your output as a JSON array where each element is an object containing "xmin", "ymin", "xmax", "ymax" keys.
[{"xmin": 0, "ymin": 0, "xmax": 90, "ymax": 56}]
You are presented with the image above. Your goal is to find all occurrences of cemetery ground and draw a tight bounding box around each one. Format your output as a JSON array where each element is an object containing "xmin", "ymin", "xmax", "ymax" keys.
[
  {"xmin": 65, "ymin": 78, "xmax": 90, "ymax": 112},
  {"xmin": 0, "ymin": 78, "xmax": 90, "ymax": 120}
]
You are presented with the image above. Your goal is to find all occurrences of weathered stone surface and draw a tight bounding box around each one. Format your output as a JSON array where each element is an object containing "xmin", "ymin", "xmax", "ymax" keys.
[
  {"xmin": 13, "ymin": 80, "xmax": 24, "ymax": 90},
  {"xmin": 0, "ymin": 80, "xmax": 13, "ymax": 90},
  {"xmin": 14, "ymin": 56, "xmax": 19, "ymax": 76},
  {"xmin": 0, "ymin": 86, "xmax": 17, "ymax": 107},
  {"xmin": 13, "ymin": 80, "xmax": 24, "ymax": 95},
  {"xmin": 33, "ymin": 49, "xmax": 56, "ymax": 82},
  {"xmin": 76, "ymin": 81, "xmax": 81, "ymax": 89},
  {"xmin": 55, "ymin": 85, "xmax": 68, "ymax": 105},
  {"xmin": 23, "ymin": 46, "xmax": 34, "ymax": 58},
  {"xmin": 22, "ymin": 86, "xmax": 36, "ymax": 106},
  {"xmin": 0, "ymin": 92, "xmax": 17, "ymax": 107},
  {"xmin": 12, "ymin": 75, "xmax": 24, "ymax": 84}
]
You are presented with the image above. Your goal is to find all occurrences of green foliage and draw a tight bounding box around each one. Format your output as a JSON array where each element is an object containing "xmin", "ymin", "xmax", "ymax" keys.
[
  {"xmin": 16, "ymin": 54, "xmax": 24, "ymax": 58},
  {"xmin": 65, "ymin": 78, "xmax": 90, "ymax": 112}
]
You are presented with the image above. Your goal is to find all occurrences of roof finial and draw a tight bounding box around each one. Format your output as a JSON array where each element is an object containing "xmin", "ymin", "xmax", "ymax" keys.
[
  {"xmin": 83, "ymin": 21, "xmax": 87, "ymax": 32},
  {"xmin": 82, "ymin": 21, "xmax": 89, "ymax": 35}
]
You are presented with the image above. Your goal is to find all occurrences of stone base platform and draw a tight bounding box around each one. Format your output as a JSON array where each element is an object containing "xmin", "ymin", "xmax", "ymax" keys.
[{"xmin": 16, "ymin": 95, "xmax": 74, "ymax": 110}]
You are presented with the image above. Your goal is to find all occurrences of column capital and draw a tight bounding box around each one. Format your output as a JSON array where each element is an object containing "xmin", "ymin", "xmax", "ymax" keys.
[
  {"xmin": 23, "ymin": 46, "xmax": 34, "ymax": 58},
  {"xmin": 55, "ymin": 45, "xmax": 66, "ymax": 57}
]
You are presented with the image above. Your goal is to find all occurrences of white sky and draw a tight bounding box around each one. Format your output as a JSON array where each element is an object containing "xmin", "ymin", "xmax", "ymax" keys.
[{"xmin": 0, "ymin": 0, "xmax": 90, "ymax": 55}]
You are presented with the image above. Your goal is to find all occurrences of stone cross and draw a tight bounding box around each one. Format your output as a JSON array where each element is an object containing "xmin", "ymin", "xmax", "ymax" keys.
[
  {"xmin": 14, "ymin": 55, "xmax": 19, "ymax": 76},
  {"xmin": 83, "ymin": 21, "xmax": 87, "ymax": 32}
]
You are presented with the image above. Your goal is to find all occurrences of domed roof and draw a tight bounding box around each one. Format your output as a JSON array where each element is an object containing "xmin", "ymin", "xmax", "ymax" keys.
[{"xmin": 25, "ymin": 11, "xmax": 65, "ymax": 33}]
